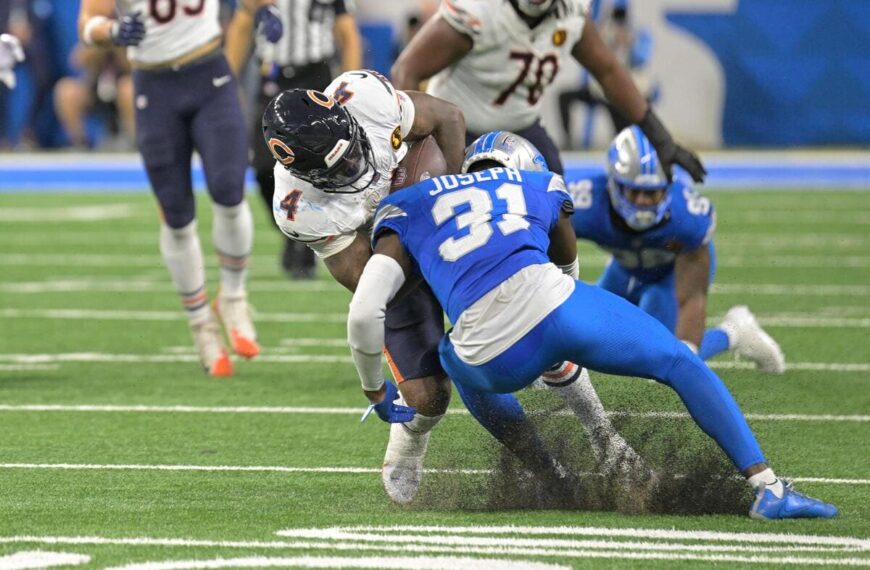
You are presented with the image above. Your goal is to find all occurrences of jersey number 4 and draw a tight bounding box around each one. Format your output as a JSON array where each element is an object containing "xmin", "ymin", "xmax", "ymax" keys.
[{"xmin": 432, "ymin": 183, "xmax": 529, "ymax": 261}]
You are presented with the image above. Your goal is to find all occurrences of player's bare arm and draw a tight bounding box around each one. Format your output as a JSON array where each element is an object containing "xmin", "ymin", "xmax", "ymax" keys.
[
  {"xmin": 321, "ymin": 233, "xmax": 374, "ymax": 293},
  {"xmin": 403, "ymin": 91, "xmax": 466, "ymax": 174},
  {"xmin": 674, "ymin": 245, "xmax": 711, "ymax": 350},
  {"xmin": 334, "ymin": 14, "xmax": 362, "ymax": 72},
  {"xmin": 573, "ymin": 19, "xmax": 706, "ymax": 183},
  {"xmin": 225, "ymin": 0, "xmax": 281, "ymax": 75},
  {"xmin": 390, "ymin": 16, "xmax": 472, "ymax": 90},
  {"xmin": 547, "ymin": 208, "xmax": 579, "ymax": 275}
]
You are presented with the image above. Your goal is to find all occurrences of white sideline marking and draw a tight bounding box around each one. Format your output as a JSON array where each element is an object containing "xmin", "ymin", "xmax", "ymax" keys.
[
  {"xmin": 0, "ymin": 364, "xmax": 58, "ymax": 372},
  {"xmin": 3, "ymin": 279, "xmax": 870, "ymax": 297},
  {"xmin": 0, "ymin": 463, "xmax": 864, "ymax": 486},
  {"xmin": 104, "ymin": 556, "xmax": 566, "ymax": 570},
  {"xmin": 4, "ymin": 252, "xmax": 870, "ymax": 268},
  {"xmin": 0, "ymin": 309, "xmax": 347, "ymax": 323},
  {"xmin": 5, "ymin": 308, "xmax": 870, "ymax": 328},
  {"xmin": 0, "ymin": 352, "xmax": 866, "ymax": 372},
  {"xmin": 0, "ymin": 205, "xmax": 133, "ymax": 222},
  {"xmin": 0, "ymin": 404, "xmax": 867, "ymax": 424},
  {"xmin": 329, "ymin": 525, "xmax": 870, "ymax": 549},
  {"xmin": 0, "ymin": 551, "xmax": 90, "ymax": 570}
]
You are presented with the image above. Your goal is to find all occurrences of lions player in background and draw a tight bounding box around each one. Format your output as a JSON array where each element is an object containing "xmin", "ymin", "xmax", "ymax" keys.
[
  {"xmin": 391, "ymin": 0, "xmax": 705, "ymax": 183},
  {"xmin": 346, "ymin": 136, "xmax": 837, "ymax": 520},
  {"xmin": 262, "ymin": 75, "xmax": 639, "ymax": 504},
  {"xmin": 77, "ymin": 0, "xmax": 283, "ymax": 377},
  {"xmin": 572, "ymin": 127, "xmax": 785, "ymax": 373}
]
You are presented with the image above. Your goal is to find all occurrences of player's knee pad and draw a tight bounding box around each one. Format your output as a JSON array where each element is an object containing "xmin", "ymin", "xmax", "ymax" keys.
[{"xmin": 160, "ymin": 219, "xmax": 198, "ymax": 248}]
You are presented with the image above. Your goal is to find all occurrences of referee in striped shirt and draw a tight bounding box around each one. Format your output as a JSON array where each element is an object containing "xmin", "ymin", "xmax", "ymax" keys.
[{"xmin": 227, "ymin": 0, "xmax": 361, "ymax": 279}]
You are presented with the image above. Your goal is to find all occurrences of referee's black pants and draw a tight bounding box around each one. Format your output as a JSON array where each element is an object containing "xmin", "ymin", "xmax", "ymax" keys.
[{"xmin": 250, "ymin": 61, "xmax": 333, "ymax": 277}]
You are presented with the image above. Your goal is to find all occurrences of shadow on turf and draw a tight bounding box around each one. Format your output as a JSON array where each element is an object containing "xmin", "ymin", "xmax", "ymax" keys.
[{"xmin": 413, "ymin": 391, "xmax": 753, "ymax": 515}]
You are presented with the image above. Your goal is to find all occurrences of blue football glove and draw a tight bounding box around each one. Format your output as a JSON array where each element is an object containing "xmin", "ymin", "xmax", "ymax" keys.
[
  {"xmin": 255, "ymin": 5, "xmax": 284, "ymax": 43},
  {"xmin": 111, "ymin": 12, "xmax": 146, "ymax": 47},
  {"xmin": 361, "ymin": 380, "xmax": 417, "ymax": 424}
]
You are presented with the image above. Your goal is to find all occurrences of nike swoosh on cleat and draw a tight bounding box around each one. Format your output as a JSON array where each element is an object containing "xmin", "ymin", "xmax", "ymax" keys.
[{"xmin": 212, "ymin": 75, "xmax": 232, "ymax": 88}]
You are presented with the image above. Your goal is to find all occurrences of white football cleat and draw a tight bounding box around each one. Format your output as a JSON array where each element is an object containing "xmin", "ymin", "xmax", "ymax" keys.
[
  {"xmin": 720, "ymin": 305, "xmax": 786, "ymax": 374},
  {"xmin": 214, "ymin": 292, "xmax": 260, "ymax": 359},
  {"xmin": 382, "ymin": 421, "xmax": 430, "ymax": 504},
  {"xmin": 190, "ymin": 312, "xmax": 233, "ymax": 377}
]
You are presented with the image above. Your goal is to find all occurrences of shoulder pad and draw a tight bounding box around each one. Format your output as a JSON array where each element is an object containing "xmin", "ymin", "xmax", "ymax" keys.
[{"xmin": 439, "ymin": 0, "xmax": 486, "ymax": 37}]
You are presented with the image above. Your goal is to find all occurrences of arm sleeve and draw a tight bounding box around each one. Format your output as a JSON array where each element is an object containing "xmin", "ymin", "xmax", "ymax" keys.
[
  {"xmin": 347, "ymin": 254, "xmax": 407, "ymax": 391},
  {"xmin": 372, "ymin": 201, "xmax": 410, "ymax": 248},
  {"xmin": 396, "ymin": 90, "xmax": 416, "ymax": 139}
]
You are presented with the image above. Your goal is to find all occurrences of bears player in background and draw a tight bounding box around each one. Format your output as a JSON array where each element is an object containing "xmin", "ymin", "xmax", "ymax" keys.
[
  {"xmin": 77, "ymin": 0, "xmax": 283, "ymax": 376},
  {"xmin": 262, "ymin": 75, "xmax": 640, "ymax": 504},
  {"xmin": 390, "ymin": 0, "xmax": 705, "ymax": 183},
  {"xmin": 571, "ymin": 127, "xmax": 785, "ymax": 373},
  {"xmin": 346, "ymin": 136, "xmax": 838, "ymax": 520}
]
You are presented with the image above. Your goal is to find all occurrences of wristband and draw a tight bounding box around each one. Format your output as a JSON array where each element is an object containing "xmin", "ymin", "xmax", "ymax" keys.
[
  {"xmin": 557, "ymin": 258, "xmax": 579, "ymax": 280},
  {"xmin": 83, "ymin": 15, "xmax": 111, "ymax": 46}
]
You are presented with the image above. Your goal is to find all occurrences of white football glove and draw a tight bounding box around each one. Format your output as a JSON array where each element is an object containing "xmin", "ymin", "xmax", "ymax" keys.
[{"xmin": 0, "ymin": 34, "xmax": 25, "ymax": 89}]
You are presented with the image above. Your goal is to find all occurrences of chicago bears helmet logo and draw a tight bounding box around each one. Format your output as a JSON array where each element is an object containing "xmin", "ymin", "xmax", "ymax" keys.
[
  {"xmin": 306, "ymin": 90, "xmax": 335, "ymax": 108},
  {"xmin": 268, "ymin": 138, "xmax": 295, "ymax": 166},
  {"xmin": 552, "ymin": 29, "xmax": 566, "ymax": 46}
]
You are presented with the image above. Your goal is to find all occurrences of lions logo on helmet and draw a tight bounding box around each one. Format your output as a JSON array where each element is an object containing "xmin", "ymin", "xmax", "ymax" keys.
[
  {"xmin": 262, "ymin": 88, "xmax": 377, "ymax": 193},
  {"xmin": 606, "ymin": 126, "xmax": 672, "ymax": 231},
  {"xmin": 461, "ymin": 131, "xmax": 549, "ymax": 173}
]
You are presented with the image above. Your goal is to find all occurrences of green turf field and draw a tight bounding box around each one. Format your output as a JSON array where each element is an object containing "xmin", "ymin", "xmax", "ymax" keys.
[{"xmin": 0, "ymin": 190, "xmax": 867, "ymax": 569}]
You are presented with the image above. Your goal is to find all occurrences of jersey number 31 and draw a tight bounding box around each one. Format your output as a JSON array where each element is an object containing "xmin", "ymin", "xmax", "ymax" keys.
[{"xmin": 432, "ymin": 183, "xmax": 529, "ymax": 262}]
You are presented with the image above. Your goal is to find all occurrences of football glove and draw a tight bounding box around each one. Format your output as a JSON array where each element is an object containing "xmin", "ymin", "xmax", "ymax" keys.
[
  {"xmin": 111, "ymin": 12, "xmax": 146, "ymax": 47},
  {"xmin": 361, "ymin": 380, "xmax": 417, "ymax": 424},
  {"xmin": 638, "ymin": 108, "xmax": 707, "ymax": 183},
  {"xmin": 0, "ymin": 34, "xmax": 24, "ymax": 89},
  {"xmin": 255, "ymin": 5, "xmax": 284, "ymax": 44}
]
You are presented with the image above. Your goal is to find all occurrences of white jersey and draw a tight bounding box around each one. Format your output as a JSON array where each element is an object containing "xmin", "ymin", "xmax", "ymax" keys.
[
  {"xmin": 117, "ymin": 0, "xmax": 222, "ymax": 65},
  {"xmin": 272, "ymin": 70, "xmax": 416, "ymax": 258},
  {"xmin": 428, "ymin": 0, "xmax": 589, "ymax": 133}
]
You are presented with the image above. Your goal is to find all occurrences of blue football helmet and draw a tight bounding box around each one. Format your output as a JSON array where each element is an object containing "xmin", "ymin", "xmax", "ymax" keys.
[
  {"xmin": 607, "ymin": 126, "xmax": 672, "ymax": 231},
  {"xmin": 461, "ymin": 131, "xmax": 548, "ymax": 173}
]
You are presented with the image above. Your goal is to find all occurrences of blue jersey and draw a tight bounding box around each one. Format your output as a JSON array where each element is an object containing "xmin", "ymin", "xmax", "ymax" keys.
[
  {"xmin": 373, "ymin": 168, "xmax": 572, "ymax": 324},
  {"xmin": 568, "ymin": 174, "xmax": 716, "ymax": 282}
]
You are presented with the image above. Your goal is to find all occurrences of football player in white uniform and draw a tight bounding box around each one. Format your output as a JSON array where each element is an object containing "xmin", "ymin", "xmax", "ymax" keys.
[
  {"xmin": 264, "ymin": 72, "xmax": 645, "ymax": 504},
  {"xmin": 77, "ymin": 0, "xmax": 282, "ymax": 377},
  {"xmin": 391, "ymin": 0, "xmax": 705, "ymax": 182}
]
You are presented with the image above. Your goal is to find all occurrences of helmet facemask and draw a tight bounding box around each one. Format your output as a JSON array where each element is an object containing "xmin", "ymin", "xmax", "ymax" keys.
[
  {"xmin": 607, "ymin": 178, "xmax": 671, "ymax": 231},
  {"xmin": 291, "ymin": 115, "xmax": 377, "ymax": 194}
]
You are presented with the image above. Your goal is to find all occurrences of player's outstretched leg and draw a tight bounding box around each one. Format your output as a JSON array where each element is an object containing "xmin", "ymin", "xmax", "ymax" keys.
[
  {"xmin": 382, "ymin": 375, "xmax": 447, "ymax": 504},
  {"xmin": 708, "ymin": 305, "xmax": 785, "ymax": 374},
  {"xmin": 211, "ymin": 201, "xmax": 259, "ymax": 359},
  {"xmin": 552, "ymin": 282, "xmax": 835, "ymax": 519},
  {"xmin": 160, "ymin": 221, "xmax": 232, "ymax": 377},
  {"xmin": 541, "ymin": 364, "xmax": 655, "ymax": 487}
]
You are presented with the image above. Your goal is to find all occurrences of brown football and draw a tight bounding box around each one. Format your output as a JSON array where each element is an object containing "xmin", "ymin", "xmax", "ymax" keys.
[{"xmin": 390, "ymin": 135, "xmax": 448, "ymax": 193}]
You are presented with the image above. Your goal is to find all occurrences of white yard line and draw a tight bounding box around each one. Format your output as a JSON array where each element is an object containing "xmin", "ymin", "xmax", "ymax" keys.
[
  {"xmin": 4, "ymin": 308, "xmax": 870, "ymax": 329},
  {"xmin": 0, "ymin": 463, "xmax": 864, "ymax": 486},
  {"xmin": 104, "ymin": 556, "xmax": 567, "ymax": 570},
  {"xmin": 0, "ymin": 205, "xmax": 134, "ymax": 222},
  {"xmin": 0, "ymin": 352, "xmax": 866, "ymax": 372},
  {"xmin": 0, "ymin": 551, "xmax": 90, "ymax": 570},
  {"xmin": 0, "ymin": 404, "xmax": 866, "ymax": 424}
]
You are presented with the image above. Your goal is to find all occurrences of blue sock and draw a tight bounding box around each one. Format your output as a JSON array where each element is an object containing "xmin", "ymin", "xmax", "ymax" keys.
[{"xmin": 699, "ymin": 327, "xmax": 730, "ymax": 360}]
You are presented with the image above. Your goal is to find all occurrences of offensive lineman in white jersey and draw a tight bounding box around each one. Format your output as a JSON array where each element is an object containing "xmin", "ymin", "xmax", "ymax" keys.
[
  {"xmin": 392, "ymin": 0, "xmax": 706, "ymax": 182},
  {"xmin": 264, "ymin": 71, "xmax": 647, "ymax": 504},
  {"xmin": 78, "ymin": 0, "xmax": 283, "ymax": 377}
]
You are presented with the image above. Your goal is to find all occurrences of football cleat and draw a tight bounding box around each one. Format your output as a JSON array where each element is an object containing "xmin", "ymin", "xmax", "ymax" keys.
[
  {"xmin": 190, "ymin": 313, "xmax": 233, "ymax": 377},
  {"xmin": 721, "ymin": 305, "xmax": 786, "ymax": 374},
  {"xmin": 213, "ymin": 292, "xmax": 260, "ymax": 359},
  {"xmin": 750, "ymin": 480, "xmax": 838, "ymax": 520},
  {"xmin": 382, "ymin": 421, "xmax": 430, "ymax": 504}
]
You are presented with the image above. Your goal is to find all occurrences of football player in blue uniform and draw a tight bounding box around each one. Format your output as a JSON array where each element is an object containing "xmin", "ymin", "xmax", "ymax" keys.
[
  {"xmin": 569, "ymin": 127, "xmax": 785, "ymax": 373},
  {"xmin": 346, "ymin": 134, "xmax": 837, "ymax": 520}
]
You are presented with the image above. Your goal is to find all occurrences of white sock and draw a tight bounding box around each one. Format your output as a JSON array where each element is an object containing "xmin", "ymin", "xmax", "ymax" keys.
[
  {"xmin": 748, "ymin": 467, "xmax": 784, "ymax": 498},
  {"xmin": 542, "ymin": 366, "xmax": 619, "ymax": 460},
  {"xmin": 212, "ymin": 201, "xmax": 253, "ymax": 298},
  {"xmin": 160, "ymin": 221, "xmax": 209, "ymax": 324},
  {"xmin": 403, "ymin": 412, "xmax": 444, "ymax": 435}
]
